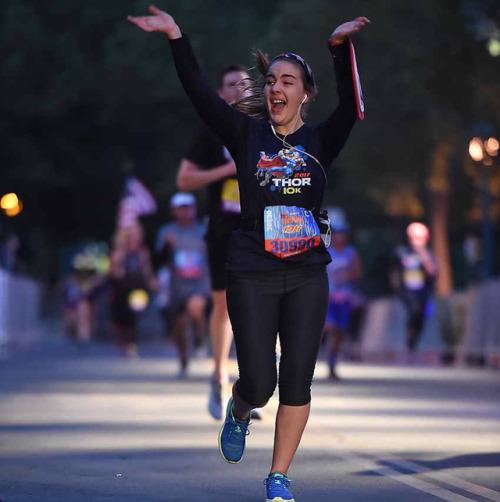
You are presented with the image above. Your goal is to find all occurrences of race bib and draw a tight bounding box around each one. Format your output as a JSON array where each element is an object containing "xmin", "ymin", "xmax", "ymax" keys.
[
  {"xmin": 220, "ymin": 178, "xmax": 241, "ymax": 214},
  {"xmin": 174, "ymin": 250, "xmax": 203, "ymax": 279},
  {"xmin": 264, "ymin": 206, "xmax": 321, "ymax": 258},
  {"xmin": 403, "ymin": 269, "xmax": 425, "ymax": 291}
]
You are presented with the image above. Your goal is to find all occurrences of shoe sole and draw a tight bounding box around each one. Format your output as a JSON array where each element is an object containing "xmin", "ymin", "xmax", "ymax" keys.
[
  {"xmin": 265, "ymin": 498, "xmax": 295, "ymax": 502},
  {"xmin": 218, "ymin": 397, "xmax": 242, "ymax": 464}
]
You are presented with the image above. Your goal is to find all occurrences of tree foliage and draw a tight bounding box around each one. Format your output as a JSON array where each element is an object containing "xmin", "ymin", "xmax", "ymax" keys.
[{"xmin": 1, "ymin": 0, "xmax": 499, "ymax": 279}]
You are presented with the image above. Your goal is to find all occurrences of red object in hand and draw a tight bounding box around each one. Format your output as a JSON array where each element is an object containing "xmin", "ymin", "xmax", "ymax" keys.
[{"xmin": 348, "ymin": 38, "xmax": 364, "ymax": 120}]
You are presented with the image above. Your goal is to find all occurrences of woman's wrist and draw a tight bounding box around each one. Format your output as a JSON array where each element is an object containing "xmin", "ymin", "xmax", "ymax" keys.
[
  {"xmin": 166, "ymin": 25, "xmax": 182, "ymax": 39},
  {"xmin": 329, "ymin": 34, "xmax": 347, "ymax": 46}
]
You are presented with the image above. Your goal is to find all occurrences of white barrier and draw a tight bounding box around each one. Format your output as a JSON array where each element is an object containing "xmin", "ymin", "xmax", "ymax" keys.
[
  {"xmin": 360, "ymin": 278, "xmax": 500, "ymax": 364},
  {"xmin": 360, "ymin": 296, "xmax": 441, "ymax": 356},
  {"xmin": 461, "ymin": 278, "xmax": 500, "ymax": 360},
  {"xmin": 0, "ymin": 269, "xmax": 42, "ymax": 351}
]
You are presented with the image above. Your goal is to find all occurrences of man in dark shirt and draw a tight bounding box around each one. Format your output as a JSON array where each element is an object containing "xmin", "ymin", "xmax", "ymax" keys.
[{"xmin": 177, "ymin": 65, "xmax": 249, "ymax": 420}]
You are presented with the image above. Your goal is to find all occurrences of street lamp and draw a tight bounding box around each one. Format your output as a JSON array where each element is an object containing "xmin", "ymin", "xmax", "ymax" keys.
[{"xmin": 468, "ymin": 136, "xmax": 499, "ymax": 278}]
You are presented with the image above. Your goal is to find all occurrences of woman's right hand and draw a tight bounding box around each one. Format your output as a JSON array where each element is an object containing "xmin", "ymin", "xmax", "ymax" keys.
[
  {"xmin": 224, "ymin": 160, "xmax": 237, "ymax": 177},
  {"xmin": 127, "ymin": 5, "xmax": 181, "ymax": 39},
  {"xmin": 330, "ymin": 17, "xmax": 370, "ymax": 45}
]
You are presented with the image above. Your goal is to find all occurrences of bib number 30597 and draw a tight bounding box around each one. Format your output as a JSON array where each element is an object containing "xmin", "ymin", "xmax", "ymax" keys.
[{"xmin": 264, "ymin": 206, "xmax": 321, "ymax": 259}]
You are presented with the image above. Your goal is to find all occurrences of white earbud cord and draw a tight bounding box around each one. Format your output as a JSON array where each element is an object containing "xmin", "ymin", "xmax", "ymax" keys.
[{"xmin": 269, "ymin": 103, "xmax": 328, "ymax": 183}]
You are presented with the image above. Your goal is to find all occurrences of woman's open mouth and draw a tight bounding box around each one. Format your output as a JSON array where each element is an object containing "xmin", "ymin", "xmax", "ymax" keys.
[{"xmin": 270, "ymin": 99, "xmax": 286, "ymax": 114}]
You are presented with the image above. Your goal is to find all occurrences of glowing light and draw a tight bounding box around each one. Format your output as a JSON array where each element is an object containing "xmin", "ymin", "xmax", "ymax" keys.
[
  {"xmin": 128, "ymin": 289, "xmax": 149, "ymax": 312},
  {"xmin": 488, "ymin": 38, "xmax": 500, "ymax": 57},
  {"xmin": 1, "ymin": 193, "xmax": 18, "ymax": 210},
  {"xmin": 486, "ymin": 137, "xmax": 499, "ymax": 156},
  {"xmin": 407, "ymin": 222, "xmax": 429, "ymax": 241},
  {"xmin": 469, "ymin": 138, "xmax": 484, "ymax": 162},
  {"xmin": 4, "ymin": 199, "xmax": 23, "ymax": 217}
]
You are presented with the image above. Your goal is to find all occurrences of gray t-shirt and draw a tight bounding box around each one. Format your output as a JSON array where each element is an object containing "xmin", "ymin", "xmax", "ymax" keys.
[{"xmin": 156, "ymin": 221, "xmax": 210, "ymax": 300}]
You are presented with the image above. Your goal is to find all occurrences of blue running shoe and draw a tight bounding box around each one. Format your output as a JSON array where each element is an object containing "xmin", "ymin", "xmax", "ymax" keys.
[
  {"xmin": 218, "ymin": 397, "xmax": 251, "ymax": 464},
  {"xmin": 264, "ymin": 472, "xmax": 295, "ymax": 502}
]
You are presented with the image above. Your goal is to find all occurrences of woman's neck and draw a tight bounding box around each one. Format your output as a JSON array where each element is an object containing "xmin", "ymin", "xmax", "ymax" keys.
[{"xmin": 273, "ymin": 118, "xmax": 305, "ymax": 136}]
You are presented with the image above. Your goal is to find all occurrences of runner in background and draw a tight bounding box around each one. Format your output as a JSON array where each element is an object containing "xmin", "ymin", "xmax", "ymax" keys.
[
  {"xmin": 155, "ymin": 192, "xmax": 211, "ymax": 378},
  {"xmin": 393, "ymin": 222, "xmax": 438, "ymax": 359},
  {"xmin": 109, "ymin": 224, "xmax": 156, "ymax": 357},
  {"xmin": 324, "ymin": 221, "xmax": 362, "ymax": 380},
  {"xmin": 177, "ymin": 65, "xmax": 249, "ymax": 416}
]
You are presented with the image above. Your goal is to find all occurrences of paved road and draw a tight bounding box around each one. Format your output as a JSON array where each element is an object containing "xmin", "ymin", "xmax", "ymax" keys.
[{"xmin": 0, "ymin": 340, "xmax": 499, "ymax": 502}]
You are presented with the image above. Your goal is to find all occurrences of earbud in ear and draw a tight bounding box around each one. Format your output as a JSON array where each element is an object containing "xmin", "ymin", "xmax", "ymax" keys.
[{"xmin": 301, "ymin": 94, "xmax": 307, "ymax": 104}]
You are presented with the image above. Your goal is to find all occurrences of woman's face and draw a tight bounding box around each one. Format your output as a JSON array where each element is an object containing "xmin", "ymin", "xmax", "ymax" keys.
[{"xmin": 265, "ymin": 60, "xmax": 307, "ymax": 129}]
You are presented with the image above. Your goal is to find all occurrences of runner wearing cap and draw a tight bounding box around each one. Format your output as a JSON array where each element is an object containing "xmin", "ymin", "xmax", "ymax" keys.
[{"xmin": 156, "ymin": 192, "xmax": 210, "ymax": 377}]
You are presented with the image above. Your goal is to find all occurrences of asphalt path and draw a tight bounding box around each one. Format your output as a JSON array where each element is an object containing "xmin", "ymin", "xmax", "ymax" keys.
[{"xmin": 0, "ymin": 340, "xmax": 499, "ymax": 502}]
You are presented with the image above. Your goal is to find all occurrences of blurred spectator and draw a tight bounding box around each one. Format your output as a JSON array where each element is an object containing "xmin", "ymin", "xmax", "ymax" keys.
[
  {"xmin": 463, "ymin": 232, "xmax": 482, "ymax": 285},
  {"xmin": 155, "ymin": 193, "xmax": 210, "ymax": 378},
  {"xmin": 324, "ymin": 221, "xmax": 362, "ymax": 380},
  {"xmin": 61, "ymin": 245, "xmax": 108, "ymax": 344},
  {"xmin": 109, "ymin": 223, "xmax": 156, "ymax": 357},
  {"xmin": 0, "ymin": 233, "xmax": 25, "ymax": 274},
  {"xmin": 346, "ymin": 287, "xmax": 367, "ymax": 362},
  {"xmin": 62, "ymin": 269, "xmax": 81, "ymax": 339},
  {"xmin": 391, "ymin": 222, "xmax": 438, "ymax": 358}
]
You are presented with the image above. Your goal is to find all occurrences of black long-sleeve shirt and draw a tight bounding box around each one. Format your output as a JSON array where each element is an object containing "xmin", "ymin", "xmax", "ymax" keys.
[{"xmin": 169, "ymin": 36, "xmax": 357, "ymax": 271}]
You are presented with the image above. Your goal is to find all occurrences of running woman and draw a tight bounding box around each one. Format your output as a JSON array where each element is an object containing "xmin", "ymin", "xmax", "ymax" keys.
[
  {"xmin": 128, "ymin": 8, "xmax": 369, "ymax": 501},
  {"xmin": 176, "ymin": 65, "xmax": 250, "ymax": 419}
]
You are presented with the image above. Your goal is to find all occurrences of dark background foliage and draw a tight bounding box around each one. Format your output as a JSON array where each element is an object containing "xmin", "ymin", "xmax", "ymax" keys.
[{"xmin": 1, "ymin": 0, "xmax": 499, "ymax": 285}]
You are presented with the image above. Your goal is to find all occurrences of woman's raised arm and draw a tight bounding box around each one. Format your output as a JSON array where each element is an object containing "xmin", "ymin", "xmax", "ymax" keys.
[
  {"xmin": 320, "ymin": 17, "xmax": 371, "ymax": 163},
  {"xmin": 127, "ymin": 5, "xmax": 250, "ymax": 158},
  {"xmin": 127, "ymin": 5, "xmax": 181, "ymax": 39}
]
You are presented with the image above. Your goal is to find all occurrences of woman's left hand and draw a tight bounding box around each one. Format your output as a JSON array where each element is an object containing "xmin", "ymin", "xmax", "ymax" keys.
[{"xmin": 330, "ymin": 17, "xmax": 371, "ymax": 45}]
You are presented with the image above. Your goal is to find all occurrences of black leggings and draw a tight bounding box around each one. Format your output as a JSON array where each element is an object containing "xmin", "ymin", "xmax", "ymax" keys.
[
  {"xmin": 400, "ymin": 290, "xmax": 428, "ymax": 351},
  {"xmin": 226, "ymin": 264, "xmax": 329, "ymax": 407}
]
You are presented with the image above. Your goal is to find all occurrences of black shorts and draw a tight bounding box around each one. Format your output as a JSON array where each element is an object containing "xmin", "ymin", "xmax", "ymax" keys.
[
  {"xmin": 205, "ymin": 231, "xmax": 231, "ymax": 291},
  {"xmin": 170, "ymin": 288, "xmax": 210, "ymax": 318},
  {"xmin": 226, "ymin": 264, "xmax": 329, "ymax": 407}
]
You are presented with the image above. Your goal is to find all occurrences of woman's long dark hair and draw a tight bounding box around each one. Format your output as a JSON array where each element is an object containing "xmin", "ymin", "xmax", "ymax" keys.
[{"xmin": 233, "ymin": 49, "xmax": 317, "ymax": 121}]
